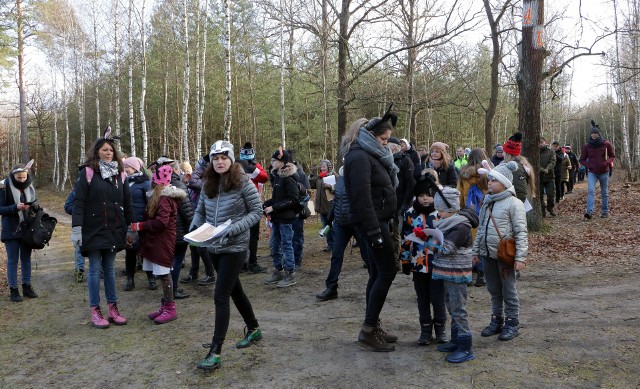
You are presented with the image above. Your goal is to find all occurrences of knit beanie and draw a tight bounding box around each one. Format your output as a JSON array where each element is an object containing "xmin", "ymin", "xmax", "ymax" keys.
[
  {"xmin": 388, "ymin": 137, "xmax": 401, "ymax": 145},
  {"xmin": 503, "ymin": 132, "xmax": 522, "ymax": 156},
  {"xmin": 209, "ymin": 140, "xmax": 235, "ymax": 163},
  {"xmin": 123, "ymin": 157, "xmax": 142, "ymax": 172},
  {"xmin": 271, "ymin": 147, "xmax": 291, "ymax": 164},
  {"xmin": 430, "ymin": 142, "xmax": 449, "ymax": 152},
  {"xmin": 590, "ymin": 120, "xmax": 600, "ymax": 135},
  {"xmin": 180, "ymin": 161, "xmax": 193, "ymax": 174},
  {"xmin": 478, "ymin": 160, "xmax": 518, "ymax": 189},
  {"xmin": 495, "ymin": 145, "xmax": 504, "ymax": 153},
  {"xmin": 434, "ymin": 187, "xmax": 460, "ymax": 213},
  {"xmin": 153, "ymin": 165, "xmax": 173, "ymax": 186},
  {"xmin": 400, "ymin": 138, "xmax": 411, "ymax": 149},
  {"xmin": 240, "ymin": 142, "xmax": 256, "ymax": 160}
]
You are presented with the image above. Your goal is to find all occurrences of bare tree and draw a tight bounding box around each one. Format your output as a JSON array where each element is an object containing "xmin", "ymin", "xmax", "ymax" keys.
[
  {"xmin": 128, "ymin": 0, "xmax": 136, "ymax": 156},
  {"xmin": 181, "ymin": 0, "xmax": 190, "ymax": 160},
  {"xmin": 223, "ymin": 0, "xmax": 233, "ymax": 141},
  {"xmin": 139, "ymin": 0, "xmax": 148, "ymax": 162}
]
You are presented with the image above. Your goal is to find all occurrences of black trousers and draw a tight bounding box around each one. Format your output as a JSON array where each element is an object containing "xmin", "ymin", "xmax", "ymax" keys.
[
  {"xmin": 413, "ymin": 271, "xmax": 447, "ymax": 324},
  {"xmin": 211, "ymin": 251, "xmax": 259, "ymax": 345}
]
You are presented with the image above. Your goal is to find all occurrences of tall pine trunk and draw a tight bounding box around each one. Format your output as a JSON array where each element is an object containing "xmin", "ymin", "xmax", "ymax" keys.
[
  {"xmin": 223, "ymin": 0, "xmax": 232, "ymax": 141},
  {"xmin": 128, "ymin": 0, "xmax": 136, "ymax": 156},
  {"xmin": 181, "ymin": 0, "xmax": 190, "ymax": 161},
  {"xmin": 139, "ymin": 0, "xmax": 148, "ymax": 162}
]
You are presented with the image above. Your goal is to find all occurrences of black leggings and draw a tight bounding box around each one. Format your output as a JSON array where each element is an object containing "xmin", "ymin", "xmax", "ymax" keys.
[
  {"xmin": 413, "ymin": 271, "xmax": 446, "ymax": 323},
  {"xmin": 358, "ymin": 221, "xmax": 397, "ymax": 327},
  {"xmin": 211, "ymin": 251, "xmax": 259, "ymax": 345}
]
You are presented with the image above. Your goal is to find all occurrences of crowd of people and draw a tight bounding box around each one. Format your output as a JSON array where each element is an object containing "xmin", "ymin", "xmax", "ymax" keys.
[{"xmin": 1, "ymin": 116, "xmax": 615, "ymax": 368}]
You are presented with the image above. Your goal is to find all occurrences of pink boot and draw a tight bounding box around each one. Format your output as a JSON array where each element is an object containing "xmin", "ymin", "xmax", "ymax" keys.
[
  {"xmin": 148, "ymin": 298, "xmax": 165, "ymax": 320},
  {"xmin": 154, "ymin": 301, "xmax": 176, "ymax": 324},
  {"xmin": 91, "ymin": 306, "xmax": 110, "ymax": 329},
  {"xmin": 108, "ymin": 302, "xmax": 128, "ymax": 325}
]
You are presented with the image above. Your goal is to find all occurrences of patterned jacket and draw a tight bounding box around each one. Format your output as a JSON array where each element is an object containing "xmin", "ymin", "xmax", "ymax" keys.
[{"xmin": 400, "ymin": 202, "xmax": 438, "ymax": 273}]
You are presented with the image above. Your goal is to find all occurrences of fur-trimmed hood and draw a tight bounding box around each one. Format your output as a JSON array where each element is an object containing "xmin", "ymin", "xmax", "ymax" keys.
[
  {"xmin": 148, "ymin": 185, "xmax": 188, "ymax": 199},
  {"xmin": 459, "ymin": 164, "xmax": 480, "ymax": 180},
  {"xmin": 274, "ymin": 162, "xmax": 298, "ymax": 178}
]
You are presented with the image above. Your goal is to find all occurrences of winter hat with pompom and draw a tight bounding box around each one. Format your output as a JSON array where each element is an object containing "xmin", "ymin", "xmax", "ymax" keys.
[
  {"xmin": 240, "ymin": 142, "xmax": 256, "ymax": 160},
  {"xmin": 478, "ymin": 160, "xmax": 518, "ymax": 189}
]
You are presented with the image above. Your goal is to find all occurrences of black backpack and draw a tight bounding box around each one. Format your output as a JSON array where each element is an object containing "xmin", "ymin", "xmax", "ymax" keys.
[
  {"xmin": 294, "ymin": 180, "xmax": 311, "ymax": 219},
  {"xmin": 22, "ymin": 206, "xmax": 57, "ymax": 250}
]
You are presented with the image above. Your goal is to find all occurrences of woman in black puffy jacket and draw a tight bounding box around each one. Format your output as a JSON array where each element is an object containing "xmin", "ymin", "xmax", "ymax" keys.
[{"xmin": 343, "ymin": 109, "xmax": 399, "ymax": 352}]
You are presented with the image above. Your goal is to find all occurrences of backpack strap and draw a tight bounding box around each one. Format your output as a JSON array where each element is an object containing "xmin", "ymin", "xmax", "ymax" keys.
[{"xmin": 85, "ymin": 167, "xmax": 127, "ymax": 184}]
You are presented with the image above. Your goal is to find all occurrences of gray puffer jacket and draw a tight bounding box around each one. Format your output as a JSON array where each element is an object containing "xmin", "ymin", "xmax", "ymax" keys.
[
  {"xmin": 190, "ymin": 175, "xmax": 262, "ymax": 254},
  {"xmin": 472, "ymin": 186, "xmax": 528, "ymax": 263}
]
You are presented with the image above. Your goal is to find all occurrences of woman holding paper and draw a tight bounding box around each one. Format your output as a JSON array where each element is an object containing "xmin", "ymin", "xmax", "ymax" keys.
[
  {"xmin": 311, "ymin": 159, "xmax": 335, "ymax": 252},
  {"xmin": 191, "ymin": 140, "xmax": 263, "ymax": 371},
  {"xmin": 130, "ymin": 164, "xmax": 186, "ymax": 324}
]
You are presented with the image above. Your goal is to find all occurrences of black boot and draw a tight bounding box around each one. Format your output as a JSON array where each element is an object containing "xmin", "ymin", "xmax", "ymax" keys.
[
  {"xmin": 10, "ymin": 287, "xmax": 23, "ymax": 302},
  {"xmin": 475, "ymin": 271, "xmax": 486, "ymax": 287},
  {"xmin": 22, "ymin": 284, "xmax": 38, "ymax": 298},
  {"xmin": 358, "ymin": 325, "xmax": 394, "ymax": 352},
  {"xmin": 417, "ymin": 319, "xmax": 433, "ymax": 346},
  {"xmin": 124, "ymin": 276, "xmax": 135, "ymax": 291},
  {"xmin": 434, "ymin": 319, "xmax": 447, "ymax": 343},
  {"xmin": 147, "ymin": 272, "xmax": 157, "ymax": 290},
  {"xmin": 481, "ymin": 315, "xmax": 504, "ymax": 337},
  {"xmin": 316, "ymin": 288, "xmax": 338, "ymax": 301},
  {"xmin": 197, "ymin": 342, "xmax": 222, "ymax": 370},
  {"xmin": 498, "ymin": 317, "xmax": 520, "ymax": 341}
]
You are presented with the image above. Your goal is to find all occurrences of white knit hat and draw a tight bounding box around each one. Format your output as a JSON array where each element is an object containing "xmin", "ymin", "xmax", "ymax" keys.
[{"xmin": 478, "ymin": 160, "xmax": 518, "ymax": 189}]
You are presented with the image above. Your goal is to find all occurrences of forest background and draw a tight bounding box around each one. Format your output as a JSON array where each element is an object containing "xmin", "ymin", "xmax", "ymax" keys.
[{"xmin": 0, "ymin": 0, "xmax": 639, "ymax": 192}]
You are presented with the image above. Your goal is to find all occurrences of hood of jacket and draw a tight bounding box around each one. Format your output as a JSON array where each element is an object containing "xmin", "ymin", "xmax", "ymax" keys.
[
  {"xmin": 275, "ymin": 162, "xmax": 298, "ymax": 178},
  {"xmin": 160, "ymin": 185, "xmax": 188, "ymax": 199},
  {"xmin": 458, "ymin": 205, "xmax": 479, "ymax": 229}
]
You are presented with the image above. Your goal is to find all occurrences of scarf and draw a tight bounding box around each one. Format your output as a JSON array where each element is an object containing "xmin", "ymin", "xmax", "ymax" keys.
[
  {"xmin": 99, "ymin": 160, "xmax": 120, "ymax": 180},
  {"xmin": 482, "ymin": 188, "xmax": 514, "ymax": 206},
  {"xmin": 588, "ymin": 136, "xmax": 604, "ymax": 147},
  {"xmin": 7, "ymin": 174, "xmax": 36, "ymax": 223},
  {"xmin": 356, "ymin": 128, "xmax": 399, "ymax": 188},
  {"xmin": 319, "ymin": 171, "xmax": 329, "ymax": 179},
  {"xmin": 434, "ymin": 213, "xmax": 470, "ymax": 234}
]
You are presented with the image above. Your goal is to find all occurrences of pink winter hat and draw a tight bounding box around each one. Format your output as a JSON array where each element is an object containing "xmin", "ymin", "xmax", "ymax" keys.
[
  {"xmin": 153, "ymin": 165, "xmax": 173, "ymax": 186},
  {"xmin": 124, "ymin": 157, "xmax": 142, "ymax": 172}
]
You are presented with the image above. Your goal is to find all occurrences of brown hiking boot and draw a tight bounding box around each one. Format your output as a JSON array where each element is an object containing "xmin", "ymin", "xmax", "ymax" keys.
[{"xmin": 358, "ymin": 325, "xmax": 395, "ymax": 352}]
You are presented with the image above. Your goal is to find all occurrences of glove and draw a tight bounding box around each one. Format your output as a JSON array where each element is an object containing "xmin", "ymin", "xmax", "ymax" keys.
[
  {"xmin": 126, "ymin": 226, "xmax": 139, "ymax": 248},
  {"xmin": 130, "ymin": 222, "xmax": 143, "ymax": 232},
  {"xmin": 71, "ymin": 226, "xmax": 82, "ymax": 247},
  {"xmin": 401, "ymin": 262, "xmax": 412, "ymax": 275},
  {"xmin": 413, "ymin": 227, "xmax": 427, "ymax": 241},
  {"xmin": 368, "ymin": 232, "xmax": 384, "ymax": 250}
]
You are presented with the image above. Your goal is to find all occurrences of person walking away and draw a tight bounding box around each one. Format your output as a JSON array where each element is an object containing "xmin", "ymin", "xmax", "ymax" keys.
[
  {"xmin": 72, "ymin": 130, "xmax": 133, "ymax": 328},
  {"xmin": 473, "ymin": 161, "xmax": 528, "ymax": 341},
  {"xmin": 193, "ymin": 141, "xmax": 263, "ymax": 370},
  {"xmin": 399, "ymin": 172, "xmax": 447, "ymax": 345},
  {"xmin": 565, "ymin": 145, "xmax": 579, "ymax": 194},
  {"xmin": 580, "ymin": 120, "xmax": 615, "ymax": 219},
  {"xmin": 1, "ymin": 161, "xmax": 39, "ymax": 302},
  {"xmin": 430, "ymin": 187, "xmax": 478, "ymax": 363},
  {"xmin": 263, "ymin": 148, "xmax": 300, "ymax": 287},
  {"xmin": 457, "ymin": 148, "xmax": 489, "ymax": 286},
  {"xmin": 131, "ymin": 165, "xmax": 185, "ymax": 324},
  {"xmin": 343, "ymin": 109, "xmax": 399, "ymax": 352},
  {"xmin": 123, "ymin": 157, "xmax": 151, "ymax": 291},
  {"xmin": 315, "ymin": 167, "xmax": 372, "ymax": 301},
  {"xmin": 237, "ymin": 142, "xmax": 269, "ymax": 273},
  {"xmin": 538, "ymin": 137, "xmax": 556, "ymax": 217},
  {"xmin": 310, "ymin": 159, "xmax": 335, "ymax": 253}
]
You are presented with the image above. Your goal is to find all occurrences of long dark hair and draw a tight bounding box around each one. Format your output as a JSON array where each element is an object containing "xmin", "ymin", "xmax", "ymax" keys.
[
  {"xmin": 84, "ymin": 138, "xmax": 124, "ymax": 172},
  {"xmin": 202, "ymin": 161, "xmax": 244, "ymax": 198}
]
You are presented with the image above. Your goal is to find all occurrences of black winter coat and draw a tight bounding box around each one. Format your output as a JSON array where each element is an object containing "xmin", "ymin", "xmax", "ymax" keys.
[
  {"xmin": 394, "ymin": 152, "xmax": 415, "ymax": 213},
  {"xmin": 406, "ymin": 148, "xmax": 422, "ymax": 179},
  {"xmin": 434, "ymin": 163, "xmax": 458, "ymax": 188},
  {"xmin": 344, "ymin": 142, "xmax": 397, "ymax": 233},
  {"xmin": 127, "ymin": 173, "xmax": 150, "ymax": 223},
  {"xmin": 171, "ymin": 173, "xmax": 194, "ymax": 243},
  {"xmin": 327, "ymin": 175, "xmax": 351, "ymax": 226},
  {"xmin": 72, "ymin": 167, "xmax": 134, "ymax": 255},
  {"xmin": 264, "ymin": 163, "xmax": 300, "ymax": 224}
]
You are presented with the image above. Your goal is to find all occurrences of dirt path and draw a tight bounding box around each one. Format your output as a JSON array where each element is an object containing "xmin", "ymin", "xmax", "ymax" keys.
[{"xmin": 1, "ymin": 181, "xmax": 639, "ymax": 388}]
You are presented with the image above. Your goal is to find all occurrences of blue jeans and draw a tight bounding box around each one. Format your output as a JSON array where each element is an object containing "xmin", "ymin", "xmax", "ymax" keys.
[
  {"xmin": 292, "ymin": 217, "xmax": 304, "ymax": 267},
  {"xmin": 74, "ymin": 242, "xmax": 85, "ymax": 271},
  {"xmin": 171, "ymin": 243, "xmax": 189, "ymax": 290},
  {"xmin": 325, "ymin": 223, "xmax": 369, "ymax": 289},
  {"xmin": 87, "ymin": 249, "xmax": 117, "ymax": 307},
  {"xmin": 270, "ymin": 222, "xmax": 295, "ymax": 272},
  {"xmin": 587, "ymin": 171, "xmax": 609, "ymax": 215},
  {"xmin": 319, "ymin": 213, "xmax": 334, "ymax": 250},
  {"xmin": 5, "ymin": 239, "xmax": 32, "ymax": 288}
]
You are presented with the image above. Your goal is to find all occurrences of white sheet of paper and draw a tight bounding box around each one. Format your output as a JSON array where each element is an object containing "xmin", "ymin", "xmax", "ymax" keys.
[
  {"xmin": 405, "ymin": 232, "xmax": 425, "ymax": 245},
  {"xmin": 322, "ymin": 175, "xmax": 336, "ymax": 186},
  {"xmin": 184, "ymin": 219, "xmax": 232, "ymax": 246},
  {"xmin": 524, "ymin": 198, "xmax": 533, "ymax": 212},
  {"xmin": 423, "ymin": 228, "xmax": 444, "ymax": 245}
]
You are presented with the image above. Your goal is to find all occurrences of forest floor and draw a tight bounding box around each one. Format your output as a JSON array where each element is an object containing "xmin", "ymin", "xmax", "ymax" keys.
[{"xmin": 1, "ymin": 180, "xmax": 639, "ymax": 388}]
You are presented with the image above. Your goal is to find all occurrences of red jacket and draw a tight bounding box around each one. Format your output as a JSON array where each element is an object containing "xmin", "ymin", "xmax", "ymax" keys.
[
  {"xmin": 138, "ymin": 186, "xmax": 185, "ymax": 267},
  {"xmin": 580, "ymin": 140, "xmax": 615, "ymax": 175}
]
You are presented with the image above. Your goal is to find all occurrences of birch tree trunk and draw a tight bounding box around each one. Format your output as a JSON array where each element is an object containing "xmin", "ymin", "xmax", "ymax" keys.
[
  {"xmin": 199, "ymin": 0, "xmax": 208, "ymax": 155},
  {"xmin": 634, "ymin": 0, "xmax": 640, "ymax": 168},
  {"xmin": 139, "ymin": 0, "xmax": 148, "ymax": 162},
  {"xmin": 181, "ymin": 0, "xmax": 190, "ymax": 161},
  {"xmin": 128, "ymin": 0, "xmax": 136, "ymax": 156},
  {"xmin": 76, "ymin": 39, "xmax": 86, "ymax": 161},
  {"xmin": 17, "ymin": 0, "xmax": 29, "ymax": 163},
  {"xmin": 114, "ymin": 1, "xmax": 121, "ymax": 136},
  {"xmin": 223, "ymin": 0, "xmax": 232, "ymax": 141},
  {"xmin": 195, "ymin": 0, "xmax": 202, "ymax": 154},
  {"xmin": 52, "ymin": 82, "xmax": 59, "ymax": 188},
  {"xmin": 320, "ymin": 0, "xmax": 330, "ymax": 158},
  {"xmin": 163, "ymin": 64, "xmax": 168, "ymax": 155},
  {"xmin": 613, "ymin": 0, "xmax": 631, "ymax": 170},
  {"xmin": 92, "ymin": 2, "xmax": 100, "ymax": 137},
  {"xmin": 279, "ymin": 0, "xmax": 286, "ymax": 148}
]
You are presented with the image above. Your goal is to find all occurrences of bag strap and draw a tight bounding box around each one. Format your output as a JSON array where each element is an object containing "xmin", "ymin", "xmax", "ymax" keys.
[{"xmin": 488, "ymin": 205, "xmax": 503, "ymax": 240}]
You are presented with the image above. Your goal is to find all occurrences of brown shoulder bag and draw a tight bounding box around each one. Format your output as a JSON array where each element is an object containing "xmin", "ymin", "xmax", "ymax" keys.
[{"xmin": 489, "ymin": 206, "xmax": 516, "ymax": 266}]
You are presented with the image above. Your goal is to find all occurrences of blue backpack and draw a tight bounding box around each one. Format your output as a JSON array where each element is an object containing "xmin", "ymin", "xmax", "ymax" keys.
[{"xmin": 466, "ymin": 185, "xmax": 484, "ymax": 215}]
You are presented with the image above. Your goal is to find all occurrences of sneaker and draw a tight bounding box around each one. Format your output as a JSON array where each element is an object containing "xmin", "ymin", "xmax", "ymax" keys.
[
  {"xmin": 600, "ymin": 213, "xmax": 609, "ymax": 218},
  {"xmin": 198, "ymin": 275, "xmax": 215, "ymax": 286},
  {"xmin": 174, "ymin": 288, "xmax": 190, "ymax": 299},
  {"xmin": 264, "ymin": 270, "xmax": 284, "ymax": 285},
  {"xmin": 236, "ymin": 327, "xmax": 262, "ymax": 348},
  {"xmin": 181, "ymin": 274, "xmax": 195, "ymax": 284},
  {"xmin": 248, "ymin": 263, "xmax": 267, "ymax": 274},
  {"xmin": 276, "ymin": 271, "xmax": 297, "ymax": 288},
  {"xmin": 74, "ymin": 269, "xmax": 84, "ymax": 283},
  {"xmin": 584, "ymin": 213, "xmax": 592, "ymax": 220}
]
